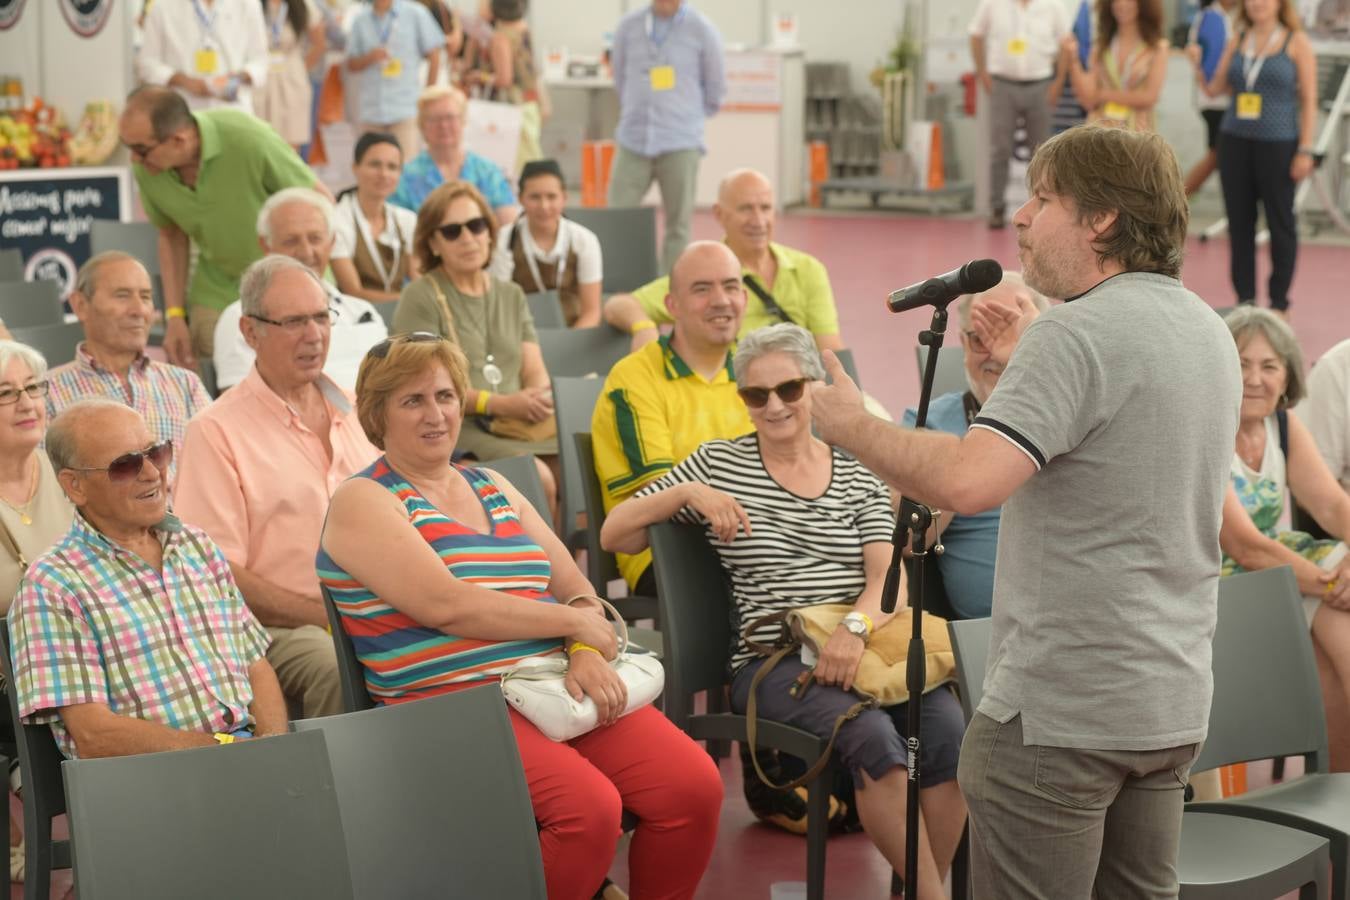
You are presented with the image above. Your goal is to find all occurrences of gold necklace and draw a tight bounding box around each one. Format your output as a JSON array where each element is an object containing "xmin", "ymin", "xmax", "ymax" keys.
[{"xmin": 0, "ymin": 456, "xmax": 38, "ymax": 526}]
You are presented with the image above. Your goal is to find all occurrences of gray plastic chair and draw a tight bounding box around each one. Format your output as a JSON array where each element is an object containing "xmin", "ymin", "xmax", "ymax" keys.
[
  {"xmin": 649, "ymin": 521, "xmax": 838, "ymax": 900},
  {"xmin": 374, "ymin": 300, "xmax": 398, "ymax": 329},
  {"xmin": 0, "ymin": 248, "xmax": 22, "ymax": 282},
  {"xmin": 321, "ymin": 585, "xmax": 377, "ymax": 713},
  {"xmin": 0, "ymin": 626, "xmax": 71, "ymax": 900},
  {"xmin": 913, "ymin": 345, "xmax": 968, "ymax": 399},
  {"xmin": 833, "ymin": 347, "xmax": 861, "ymax": 387},
  {"xmin": 525, "ymin": 289, "xmax": 566, "ymax": 329},
  {"xmin": 564, "ymin": 208, "xmax": 659, "ymax": 292},
  {"xmin": 1187, "ymin": 566, "xmax": 1350, "ymax": 898},
  {"xmin": 948, "ymin": 612, "xmax": 1332, "ymax": 899},
  {"xmin": 89, "ymin": 220, "xmax": 160, "ymax": 275},
  {"xmin": 11, "ymin": 321, "xmax": 84, "ymax": 367},
  {"xmin": 538, "ymin": 325, "xmax": 631, "ymax": 379},
  {"xmin": 0, "ymin": 280, "xmax": 65, "ymax": 330},
  {"xmin": 575, "ymin": 432, "xmax": 658, "ymax": 622},
  {"xmin": 552, "ymin": 376, "xmax": 606, "ymax": 550},
  {"xmin": 294, "ymin": 686, "xmax": 547, "ymax": 900},
  {"xmin": 479, "ymin": 453, "xmax": 551, "ymax": 522},
  {"xmin": 63, "ymin": 730, "xmax": 355, "ymax": 900}
]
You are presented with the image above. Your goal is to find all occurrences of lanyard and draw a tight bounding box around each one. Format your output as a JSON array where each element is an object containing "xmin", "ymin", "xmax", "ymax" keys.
[
  {"xmin": 519, "ymin": 222, "xmax": 569, "ymax": 293},
  {"xmin": 376, "ymin": 3, "xmax": 399, "ymax": 46},
  {"xmin": 269, "ymin": 1, "xmax": 290, "ymax": 49},
  {"xmin": 1108, "ymin": 37, "xmax": 1143, "ymax": 88},
  {"xmin": 1242, "ymin": 27, "xmax": 1283, "ymax": 92},
  {"xmin": 193, "ymin": 0, "xmax": 234, "ymax": 70},
  {"xmin": 645, "ymin": 5, "xmax": 686, "ymax": 49},
  {"xmin": 351, "ymin": 199, "xmax": 403, "ymax": 292}
]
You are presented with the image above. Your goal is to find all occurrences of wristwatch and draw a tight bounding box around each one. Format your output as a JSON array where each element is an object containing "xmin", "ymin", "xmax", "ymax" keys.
[{"xmin": 841, "ymin": 611, "xmax": 871, "ymax": 643}]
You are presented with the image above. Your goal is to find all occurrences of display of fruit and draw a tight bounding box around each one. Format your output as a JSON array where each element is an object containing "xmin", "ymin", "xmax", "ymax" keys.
[
  {"xmin": 69, "ymin": 100, "xmax": 117, "ymax": 166},
  {"xmin": 0, "ymin": 97, "xmax": 73, "ymax": 170}
]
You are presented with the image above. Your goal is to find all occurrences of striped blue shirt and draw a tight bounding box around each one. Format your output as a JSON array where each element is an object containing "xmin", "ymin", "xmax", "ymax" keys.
[{"xmin": 612, "ymin": 4, "xmax": 726, "ymax": 156}]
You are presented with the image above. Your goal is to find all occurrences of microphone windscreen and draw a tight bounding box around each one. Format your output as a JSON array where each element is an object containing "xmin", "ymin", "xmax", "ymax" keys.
[{"xmin": 963, "ymin": 259, "xmax": 1004, "ymax": 294}]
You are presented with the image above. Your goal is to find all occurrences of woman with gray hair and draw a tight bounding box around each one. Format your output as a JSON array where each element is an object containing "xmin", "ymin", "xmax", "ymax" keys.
[
  {"xmin": 0, "ymin": 340, "xmax": 73, "ymax": 882},
  {"xmin": 1218, "ymin": 307, "xmax": 1350, "ymax": 757},
  {"xmin": 601, "ymin": 323, "xmax": 967, "ymax": 898}
]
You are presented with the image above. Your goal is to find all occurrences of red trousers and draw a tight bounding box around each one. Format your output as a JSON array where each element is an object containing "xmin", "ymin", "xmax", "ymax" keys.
[{"xmin": 509, "ymin": 705, "xmax": 723, "ymax": 900}]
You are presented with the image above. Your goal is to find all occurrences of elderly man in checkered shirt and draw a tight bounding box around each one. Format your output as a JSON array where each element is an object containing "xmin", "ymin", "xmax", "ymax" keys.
[{"xmin": 6, "ymin": 400, "xmax": 285, "ymax": 758}]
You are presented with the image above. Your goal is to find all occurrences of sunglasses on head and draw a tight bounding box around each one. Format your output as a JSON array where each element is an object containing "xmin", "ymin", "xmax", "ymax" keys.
[
  {"xmin": 69, "ymin": 440, "xmax": 174, "ymax": 483},
  {"xmin": 436, "ymin": 217, "xmax": 489, "ymax": 241},
  {"xmin": 737, "ymin": 378, "xmax": 809, "ymax": 409},
  {"xmin": 367, "ymin": 331, "xmax": 443, "ymax": 360}
]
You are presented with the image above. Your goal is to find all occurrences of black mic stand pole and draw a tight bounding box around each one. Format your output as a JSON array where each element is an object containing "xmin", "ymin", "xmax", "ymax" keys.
[{"xmin": 878, "ymin": 297, "xmax": 950, "ymax": 897}]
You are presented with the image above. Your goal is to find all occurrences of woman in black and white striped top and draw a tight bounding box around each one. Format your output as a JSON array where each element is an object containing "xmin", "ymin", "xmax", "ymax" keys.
[{"xmin": 601, "ymin": 324, "xmax": 968, "ymax": 895}]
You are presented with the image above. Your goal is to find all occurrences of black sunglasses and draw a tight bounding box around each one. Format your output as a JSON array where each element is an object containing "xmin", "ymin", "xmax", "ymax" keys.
[
  {"xmin": 737, "ymin": 378, "xmax": 809, "ymax": 409},
  {"xmin": 69, "ymin": 441, "xmax": 174, "ymax": 483},
  {"xmin": 436, "ymin": 217, "xmax": 489, "ymax": 241},
  {"xmin": 367, "ymin": 331, "xmax": 443, "ymax": 360}
]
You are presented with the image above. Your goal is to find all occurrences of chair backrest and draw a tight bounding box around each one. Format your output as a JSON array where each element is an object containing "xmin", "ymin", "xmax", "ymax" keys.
[
  {"xmin": 321, "ymin": 584, "xmax": 377, "ymax": 713},
  {"xmin": 1195, "ymin": 566, "xmax": 1330, "ymax": 772},
  {"xmin": 198, "ymin": 357, "xmax": 219, "ymax": 398},
  {"xmin": 0, "ymin": 279, "xmax": 65, "ymax": 330},
  {"xmin": 63, "ymin": 730, "xmax": 355, "ymax": 900},
  {"xmin": 648, "ymin": 522, "xmax": 733, "ymax": 726},
  {"xmin": 478, "ymin": 454, "xmax": 550, "ymax": 521},
  {"xmin": 537, "ymin": 325, "xmax": 631, "ymax": 378},
  {"xmin": 564, "ymin": 207, "xmax": 659, "ymax": 293},
  {"xmin": 553, "ymin": 376, "xmax": 606, "ymax": 546},
  {"xmin": 293, "ymin": 685, "xmax": 546, "ymax": 900},
  {"xmin": 374, "ymin": 300, "xmax": 398, "ymax": 329},
  {"xmin": 0, "ymin": 624, "xmax": 71, "ymax": 840},
  {"xmin": 524, "ymin": 289, "xmax": 566, "ymax": 329},
  {"xmin": 914, "ymin": 345, "xmax": 969, "ymax": 400},
  {"xmin": 833, "ymin": 347, "xmax": 862, "ymax": 388},
  {"xmin": 89, "ymin": 220, "xmax": 160, "ymax": 275},
  {"xmin": 11, "ymin": 321, "xmax": 85, "ymax": 367},
  {"xmin": 0, "ymin": 248, "xmax": 22, "ymax": 282},
  {"xmin": 946, "ymin": 617, "xmax": 993, "ymax": 723},
  {"xmin": 574, "ymin": 432, "xmax": 623, "ymax": 593}
]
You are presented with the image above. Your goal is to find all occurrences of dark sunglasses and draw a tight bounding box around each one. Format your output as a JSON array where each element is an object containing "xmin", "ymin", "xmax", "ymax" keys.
[
  {"xmin": 367, "ymin": 331, "xmax": 443, "ymax": 360},
  {"xmin": 69, "ymin": 440, "xmax": 174, "ymax": 483},
  {"xmin": 436, "ymin": 217, "xmax": 489, "ymax": 241},
  {"xmin": 737, "ymin": 378, "xmax": 809, "ymax": 409}
]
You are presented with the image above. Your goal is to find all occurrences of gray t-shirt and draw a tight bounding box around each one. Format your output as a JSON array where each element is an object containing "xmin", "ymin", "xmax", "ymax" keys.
[{"xmin": 971, "ymin": 272, "xmax": 1241, "ymax": 750}]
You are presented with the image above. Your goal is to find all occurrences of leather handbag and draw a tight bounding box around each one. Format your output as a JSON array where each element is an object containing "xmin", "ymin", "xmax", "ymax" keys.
[{"xmin": 500, "ymin": 596, "xmax": 664, "ymax": 742}]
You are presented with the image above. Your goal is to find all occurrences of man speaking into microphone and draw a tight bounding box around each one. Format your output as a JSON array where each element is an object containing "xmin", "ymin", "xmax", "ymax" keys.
[{"xmin": 812, "ymin": 125, "xmax": 1241, "ymax": 898}]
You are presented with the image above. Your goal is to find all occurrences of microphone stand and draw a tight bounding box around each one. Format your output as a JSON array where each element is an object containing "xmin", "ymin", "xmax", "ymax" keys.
[{"xmin": 879, "ymin": 299, "xmax": 950, "ymax": 897}]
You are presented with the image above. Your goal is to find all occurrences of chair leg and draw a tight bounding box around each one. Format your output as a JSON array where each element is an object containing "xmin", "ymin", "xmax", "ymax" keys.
[
  {"xmin": 1272, "ymin": 756, "xmax": 1286, "ymax": 781},
  {"xmin": 890, "ymin": 870, "xmax": 903, "ymax": 895},
  {"xmin": 805, "ymin": 775, "xmax": 830, "ymax": 900}
]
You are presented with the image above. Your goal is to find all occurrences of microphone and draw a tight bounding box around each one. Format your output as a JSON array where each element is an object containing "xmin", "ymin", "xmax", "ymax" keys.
[{"xmin": 886, "ymin": 259, "xmax": 1004, "ymax": 314}]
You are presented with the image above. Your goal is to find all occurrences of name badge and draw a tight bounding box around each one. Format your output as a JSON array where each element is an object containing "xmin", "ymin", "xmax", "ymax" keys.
[
  {"xmin": 194, "ymin": 48, "xmax": 220, "ymax": 75},
  {"xmin": 270, "ymin": 52, "xmax": 287, "ymax": 72},
  {"xmin": 650, "ymin": 65, "xmax": 676, "ymax": 91},
  {"xmin": 382, "ymin": 57, "xmax": 403, "ymax": 79},
  {"xmin": 1006, "ymin": 37, "xmax": 1028, "ymax": 56},
  {"xmin": 1236, "ymin": 92, "xmax": 1262, "ymax": 120},
  {"xmin": 1102, "ymin": 101, "xmax": 1130, "ymax": 121}
]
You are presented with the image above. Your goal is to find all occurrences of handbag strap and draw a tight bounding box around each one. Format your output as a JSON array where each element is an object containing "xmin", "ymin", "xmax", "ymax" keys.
[
  {"xmin": 744, "ymin": 642, "xmax": 875, "ymax": 792},
  {"xmin": 741, "ymin": 609, "xmax": 791, "ymax": 658},
  {"xmin": 742, "ymin": 275, "xmax": 797, "ymax": 326},
  {"xmin": 428, "ymin": 276, "xmax": 465, "ymax": 347},
  {"xmin": 566, "ymin": 593, "xmax": 630, "ymax": 656},
  {"xmin": 0, "ymin": 513, "xmax": 26, "ymax": 573}
]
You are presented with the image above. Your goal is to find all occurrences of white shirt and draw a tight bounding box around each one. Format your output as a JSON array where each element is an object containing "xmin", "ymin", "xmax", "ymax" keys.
[
  {"xmin": 137, "ymin": 0, "xmax": 271, "ymax": 114},
  {"xmin": 968, "ymin": 0, "xmax": 1069, "ymax": 82},
  {"xmin": 488, "ymin": 218, "xmax": 604, "ymax": 292},
  {"xmin": 1298, "ymin": 339, "xmax": 1350, "ymax": 494},
  {"xmin": 331, "ymin": 193, "xmax": 418, "ymax": 292},
  {"xmin": 212, "ymin": 282, "xmax": 389, "ymax": 392}
]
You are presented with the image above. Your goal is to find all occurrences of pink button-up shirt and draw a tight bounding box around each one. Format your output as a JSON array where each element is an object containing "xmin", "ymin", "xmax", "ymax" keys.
[{"xmin": 173, "ymin": 368, "xmax": 379, "ymax": 600}]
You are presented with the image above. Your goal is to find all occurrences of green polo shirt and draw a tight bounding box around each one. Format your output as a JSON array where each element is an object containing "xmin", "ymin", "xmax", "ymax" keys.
[
  {"xmin": 134, "ymin": 109, "xmax": 316, "ymax": 312},
  {"xmin": 631, "ymin": 241, "xmax": 840, "ymax": 338}
]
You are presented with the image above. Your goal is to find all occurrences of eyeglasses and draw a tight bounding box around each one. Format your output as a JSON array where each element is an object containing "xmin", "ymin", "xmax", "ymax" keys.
[
  {"xmin": 367, "ymin": 331, "xmax": 443, "ymax": 360},
  {"xmin": 964, "ymin": 330, "xmax": 989, "ymax": 354},
  {"xmin": 121, "ymin": 137, "xmax": 166, "ymax": 158},
  {"xmin": 248, "ymin": 307, "xmax": 338, "ymax": 332},
  {"xmin": 436, "ymin": 217, "xmax": 489, "ymax": 242},
  {"xmin": 68, "ymin": 440, "xmax": 174, "ymax": 483},
  {"xmin": 0, "ymin": 381, "xmax": 49, "ymax": 406},
  {"xmin": 738, "ymin": 378, "xmax": 809, "ymax": 409}
]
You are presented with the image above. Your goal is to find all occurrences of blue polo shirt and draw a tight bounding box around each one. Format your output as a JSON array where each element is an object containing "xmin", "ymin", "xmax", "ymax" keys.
[
  {"xmin": 390, "ymin": 149, "xmax": 515, "ymax": 212},
  {"xmin": 347, "ymin": 0, "xmax": 443, "ymax": 126}
]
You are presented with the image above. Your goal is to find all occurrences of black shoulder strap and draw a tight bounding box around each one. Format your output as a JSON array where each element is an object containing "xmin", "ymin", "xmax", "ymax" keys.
[
  {"xmin": 1277, "ymin": 409, "xmax": 1290, "ymax": 460},
  {"xmin": 742, "ymin": 275, "xmax": 796, "ymax": 326}
]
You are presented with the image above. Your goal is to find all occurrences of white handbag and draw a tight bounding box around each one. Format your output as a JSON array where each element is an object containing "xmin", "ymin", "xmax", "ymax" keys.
[{"xmin": 500, "ymin": 596, "xmax": 665, "ymax": 742}]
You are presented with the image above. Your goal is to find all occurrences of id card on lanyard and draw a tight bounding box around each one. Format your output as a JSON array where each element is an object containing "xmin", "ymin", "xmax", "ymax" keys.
[
  {"xmin": 1101, "ymin": 38, "xmax": 1141, "ymax": 122},
  {"xmin": 269, "ymin": 1, "xmax": 290, "ymax": 69},
  {"xmin": 353, "ymin": 202, "xmax": 404, "ymax": 292},
  {"xmin": 193, "ymin": 0, "xmax": 228, "ymax": 76},
  {"xmin": 1237, "ymin": 28, "xmax": 1282, "ymax": 120},
  {"xmin": 646, "ymin": 7, "xmax": 685, "ymax": 92},
  {"xmin": 377, "ymin": 5, "xmax": 402, "ymax": 78}
]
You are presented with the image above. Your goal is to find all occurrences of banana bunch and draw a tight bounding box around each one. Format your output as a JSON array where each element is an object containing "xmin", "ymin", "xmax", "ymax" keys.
[{"xmin": 69, "ymin": 100, "xmax": 117, "ymax": 166}]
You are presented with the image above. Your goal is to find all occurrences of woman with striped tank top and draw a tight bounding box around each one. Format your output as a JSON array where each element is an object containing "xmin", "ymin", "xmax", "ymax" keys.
[
  {"xmin": 316, "ymin": 333, "xmax": 721, "ymax": 900},
  {"xmin": 1198, "ymin": 0, "xmax": 1318, "ymax": 313}
]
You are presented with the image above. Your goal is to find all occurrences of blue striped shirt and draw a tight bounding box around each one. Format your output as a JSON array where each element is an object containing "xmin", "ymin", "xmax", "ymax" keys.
[{"xmin": 612, "ymin": 4, "xmax": 726, "ymax": 156}]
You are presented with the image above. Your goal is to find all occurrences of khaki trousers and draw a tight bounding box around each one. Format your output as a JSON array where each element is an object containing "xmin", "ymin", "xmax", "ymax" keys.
[
  {"xmin": 958, "ymin": 712, "xmax": 1199, "ymax": 900},
  {"xmin": 358, "ymin": 117, "xmax": 420, "ymax": 162},
  {"xmin": 607, "ymin": 145, "xmax": 700, "ymax": 274},
  {"xmin": 266, "ymin": 624, "xmax": 343, "ymax": 720}
]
